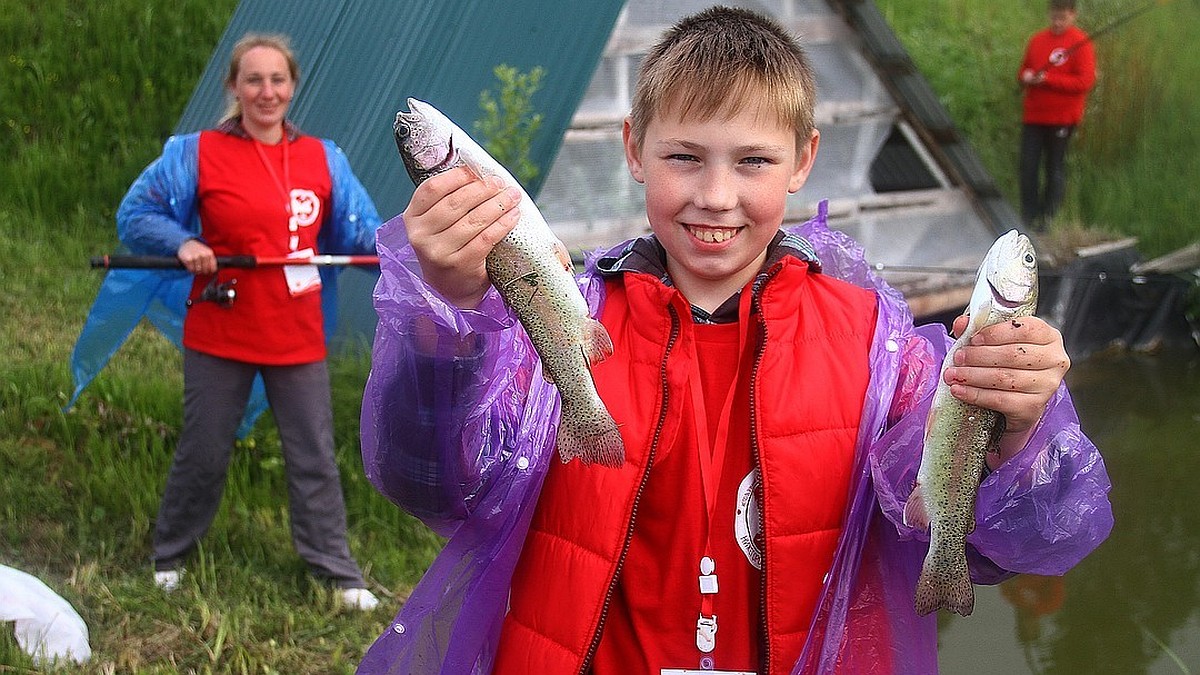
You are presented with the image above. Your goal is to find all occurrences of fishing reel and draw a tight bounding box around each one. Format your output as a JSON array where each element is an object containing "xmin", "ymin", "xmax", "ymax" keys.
[{"xmin": 187, "ymin": 276, "xmax": 237, "ymax": 308}]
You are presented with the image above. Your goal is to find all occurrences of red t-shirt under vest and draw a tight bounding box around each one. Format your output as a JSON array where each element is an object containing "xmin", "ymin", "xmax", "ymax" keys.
[
  {"xmin": 186, "ymin": 130, "xmax": 331, "ymax": 364},
  {"xmin": 592, "ymin": 320, "xmax": 761, "ymax": 672}
]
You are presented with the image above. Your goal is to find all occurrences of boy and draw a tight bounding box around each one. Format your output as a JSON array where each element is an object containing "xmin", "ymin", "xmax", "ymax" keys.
[
  {"xmin": 1018, "ymin": 0, "xmax": 1097, "ymax": 229},
  {"xmin": 359, "ymin": 6, "xmax": 1112, "ymax": 674}
]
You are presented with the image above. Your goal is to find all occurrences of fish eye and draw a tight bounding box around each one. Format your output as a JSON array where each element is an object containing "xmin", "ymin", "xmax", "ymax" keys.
[
  {"xmin": 1025, "ymin": 253, "xmax": 1035, "ymax": 264},
  {"xmin": 396, "ymin": 125, "xmax": 410, "ymax": 140}
]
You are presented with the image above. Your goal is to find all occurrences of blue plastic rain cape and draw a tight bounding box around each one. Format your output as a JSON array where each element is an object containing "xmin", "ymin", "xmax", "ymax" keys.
[
  {"xmin": 68, "ymin": 130, "xmax": 381, "ymax": 437},
  {"xmin": 357, "ymin": 201, "xmax": 1113, "ymax": 674}
]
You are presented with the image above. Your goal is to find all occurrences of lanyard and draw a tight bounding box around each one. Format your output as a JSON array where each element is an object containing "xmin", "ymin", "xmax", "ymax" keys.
[
  {"xmin": 253, "ymin": 134, "xmax": 297, "ymax": 249},
  {"xmin": 686, "ymin": 290, "xmax": 753, "ymax": 656}
]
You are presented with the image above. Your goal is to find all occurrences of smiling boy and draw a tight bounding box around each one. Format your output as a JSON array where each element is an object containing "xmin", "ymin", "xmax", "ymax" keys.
[{"xmin": 358, "ymin": 7, "xmax": 1111, "ymax": 674}]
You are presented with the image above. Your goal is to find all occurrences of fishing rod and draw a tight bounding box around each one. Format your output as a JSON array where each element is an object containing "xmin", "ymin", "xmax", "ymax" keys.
[
  {"xmin": 1029, "ymin": 0, "xmax": 1171, "ymax": 78},
  {"xmin": 871, "ymin": 262, "xmax": 1191, "ymax": 284},
  {"xmin": 90, "ymin": 254, "xmax": 380, "ymax": 269},
  {"xmin": 90, "ymin": 254, "xmax": 381, "ymax": 307}
]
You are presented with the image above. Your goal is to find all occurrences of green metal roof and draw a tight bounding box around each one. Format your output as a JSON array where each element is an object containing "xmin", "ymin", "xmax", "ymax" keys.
[{"xmin": 176, "ymin": 0, "xmax": 628, "ymax": 219}]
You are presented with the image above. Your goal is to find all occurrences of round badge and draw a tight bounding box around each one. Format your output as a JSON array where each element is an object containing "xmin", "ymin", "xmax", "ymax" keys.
[{"xmin": 735, "ymin": 468, "xmax": 763, "ymax": 570}]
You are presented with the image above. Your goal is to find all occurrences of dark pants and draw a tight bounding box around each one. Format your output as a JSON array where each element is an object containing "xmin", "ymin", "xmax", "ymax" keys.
[
  {"xmin": 153, "ymin": 349, "xmax": 365, "ymax": 588},
  {"xmin": 1019, "ymin": 123, "xmax": 1075, "ymax": 229}
]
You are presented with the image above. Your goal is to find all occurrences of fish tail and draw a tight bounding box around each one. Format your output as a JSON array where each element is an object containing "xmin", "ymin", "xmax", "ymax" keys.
[
  {"xmin": 914, "ymin": 537, "xmax": 975, "ymax": 617},
  {"xmin": 556, "ymin": 403, "xmax": 625, "ymax": 468}
]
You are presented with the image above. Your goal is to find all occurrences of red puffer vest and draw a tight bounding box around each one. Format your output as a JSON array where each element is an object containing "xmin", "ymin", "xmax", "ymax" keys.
[{"xmin": 494, "ymin": 256, "xmax": 878, "ymax": 674}]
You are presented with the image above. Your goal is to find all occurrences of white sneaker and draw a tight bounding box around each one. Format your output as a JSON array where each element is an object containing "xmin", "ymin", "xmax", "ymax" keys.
[
  {"xmin": 154, "ymin": 569, "xmax": 183, "ymax": 591},
  {"xmin": 339, "ymin": 587, "xmax": 380, "ymax": 611}
]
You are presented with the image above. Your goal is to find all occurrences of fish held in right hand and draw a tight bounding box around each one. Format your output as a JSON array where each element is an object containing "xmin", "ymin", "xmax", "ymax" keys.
[{"xmin": 393, "ymin": 98, "xmax": 625, "ymax": 467}]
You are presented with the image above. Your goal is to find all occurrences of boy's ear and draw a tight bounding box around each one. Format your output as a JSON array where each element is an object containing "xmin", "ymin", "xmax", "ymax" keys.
[
  {"xmin": 788, "ymin": 129, "xmax": 821, "ymax": 194},
  {"xmin": 622, "ymin": 117, "xmax": 645, "ymax": 184}
]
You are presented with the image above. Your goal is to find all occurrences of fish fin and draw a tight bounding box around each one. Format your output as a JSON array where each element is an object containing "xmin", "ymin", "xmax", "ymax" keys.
[
  {"xmin": 552, "ymin": 239, "xmax": 573, "ymax": 272},
  {"xmin": 903, "ymin": 484, "xmax": 931, "ymax": 530},
  {"xmin": 581, "ymin": 318, "xmax": 615, "ymax": 366},
  {"xmin": 914, "ymin": 549, "xmax": 976, "ymax": 617},
  {"xmin": 556, "ymin": 412, "xmax": 625, "ymax": 468}
]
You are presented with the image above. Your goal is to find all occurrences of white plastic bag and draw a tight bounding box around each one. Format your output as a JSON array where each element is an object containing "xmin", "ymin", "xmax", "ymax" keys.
[{"xmin": 0, "ymin": 564, "xmax": 91, "ymax": 666}]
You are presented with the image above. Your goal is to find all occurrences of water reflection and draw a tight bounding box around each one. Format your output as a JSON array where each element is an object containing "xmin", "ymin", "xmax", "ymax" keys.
[{"xmin": 939, "ymin": 346, "xmax": 1200, "ymax": 674}]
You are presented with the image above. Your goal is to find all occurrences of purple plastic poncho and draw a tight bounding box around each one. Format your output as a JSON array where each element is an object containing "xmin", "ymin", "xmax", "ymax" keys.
[{"xmin": 358, "ymin": 202, "xmax": 1113, "ymax": 674}]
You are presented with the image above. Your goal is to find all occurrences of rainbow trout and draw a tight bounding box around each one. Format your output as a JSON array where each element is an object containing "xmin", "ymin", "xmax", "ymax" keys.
[
  {"xmin": 393, "ymin": 98, "xmax": 624, "ymax": 467},
  {"xmin": 903, "ymin": 229, "xmax": 1038, "ymax": 616}
]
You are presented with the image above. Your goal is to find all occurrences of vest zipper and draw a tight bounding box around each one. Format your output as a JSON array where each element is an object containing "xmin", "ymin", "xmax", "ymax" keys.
[
  {"xmin": 578, "ymin": 302, "xmax": 681, "ymax": 674},
  {"xmin": 750, "ymin": 270, "xmax": 776, "ymax": 674}
]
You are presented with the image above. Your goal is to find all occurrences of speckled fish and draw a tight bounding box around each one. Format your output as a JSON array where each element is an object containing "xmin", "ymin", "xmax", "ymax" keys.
[
  {"xmin": 903, "ymin": 229, "xmax": 1038, "ymax": 616},
  {"xmin": 393, "ymin": 98, "xmax": 624, "ymax": 467}
]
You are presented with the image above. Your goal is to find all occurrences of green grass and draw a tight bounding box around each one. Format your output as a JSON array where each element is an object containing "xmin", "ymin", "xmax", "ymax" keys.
[
  {"xmin": 0, "ymin": 3, "xmax": 441, "ymax": 672},
  {"xmin": 2, "ymin": 1, "xmax": 1198, "ymax": 672}
]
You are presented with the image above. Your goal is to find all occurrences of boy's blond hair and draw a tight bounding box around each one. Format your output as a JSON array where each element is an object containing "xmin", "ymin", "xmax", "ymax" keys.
[
  {"xmin": 220, "ymin": 33, "xmax": 300, "ymax": 123},
  {"xmin": 628, "ymin": 6, "xmax": 817, "ymax": 150}
]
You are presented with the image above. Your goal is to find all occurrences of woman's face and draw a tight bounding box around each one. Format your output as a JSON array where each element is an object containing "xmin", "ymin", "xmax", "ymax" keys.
[{"xmin": 231, "ymin": 45, "xmax": 294, "ymax": 141}]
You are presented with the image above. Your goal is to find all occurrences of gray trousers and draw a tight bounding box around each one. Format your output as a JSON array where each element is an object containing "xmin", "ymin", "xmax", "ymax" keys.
[{"xmin": 153, "ymin": 349, "xmax": 365, "ymax": 588}]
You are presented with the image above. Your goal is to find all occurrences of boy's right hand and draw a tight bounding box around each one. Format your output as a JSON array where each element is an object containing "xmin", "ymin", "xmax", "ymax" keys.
[{"xmin": 402, "ymin": 166, "xmax": 522, "ymax": 308}]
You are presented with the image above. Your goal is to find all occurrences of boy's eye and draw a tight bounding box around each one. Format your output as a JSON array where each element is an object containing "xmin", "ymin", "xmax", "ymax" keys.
[
  {"xmin": 667, "ymin": 153, "xmax": 698, "ymax": 162},
  {"xmin": 741, "ymin": 156, "xmax": 773, "ymax": 166}
]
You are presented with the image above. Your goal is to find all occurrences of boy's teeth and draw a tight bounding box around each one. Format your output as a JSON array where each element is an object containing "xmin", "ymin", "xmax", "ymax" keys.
[{"xmin": 689, "ymin": 226, "xmax": 737, "ymax": 243}]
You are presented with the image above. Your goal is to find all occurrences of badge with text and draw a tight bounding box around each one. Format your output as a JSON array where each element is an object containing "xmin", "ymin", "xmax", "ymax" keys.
[{"xmin": 284, "ymin": 248, "xmax": 322, "ymax": 296}]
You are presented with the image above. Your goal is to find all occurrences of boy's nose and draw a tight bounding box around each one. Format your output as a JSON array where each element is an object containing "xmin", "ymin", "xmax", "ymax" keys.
[{"xmin": 695, "ymin": 169, "xmax": 737, "ymax": 211}]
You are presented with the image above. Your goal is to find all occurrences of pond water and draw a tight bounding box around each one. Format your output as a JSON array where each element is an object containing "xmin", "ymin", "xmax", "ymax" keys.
[{"xmin": 939, "ymin": 345, "xmax": 1200, "ymax": 674}]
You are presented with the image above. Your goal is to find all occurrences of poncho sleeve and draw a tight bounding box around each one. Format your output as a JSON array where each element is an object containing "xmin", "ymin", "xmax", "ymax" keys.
[
  {"xmin": 359, "ymin": 213, "xmax": 559, "ymax": 538},
  {"xmin": 871, "ymin": 324, "xmax": 1114, "ymax": 580},
  {"xmin": 319, "ymin": 139, "xmax": 381, "ymax": 256},
  {"xmin": 116, "ymin": 134, "xmax": 202, "ymax": 256}
]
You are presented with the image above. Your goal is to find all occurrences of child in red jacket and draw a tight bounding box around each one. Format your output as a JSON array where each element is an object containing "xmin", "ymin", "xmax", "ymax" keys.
[{"xmin": 1018, "ymin": 0, "xmax": 1097, "ymax": 229}]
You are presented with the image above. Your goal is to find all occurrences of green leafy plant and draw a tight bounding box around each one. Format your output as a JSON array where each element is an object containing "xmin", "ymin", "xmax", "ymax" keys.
[{"xmin": 474, "ymin": 64, "xmax": 545, "ymax": 188}]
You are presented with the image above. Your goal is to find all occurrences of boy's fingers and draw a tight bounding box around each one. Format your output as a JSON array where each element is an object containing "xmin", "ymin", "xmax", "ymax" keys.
[
  {"xmin": 953, "ymin": 343, "xmax": 1062, "ymax": 372},
  {"xmin": 969, "ymin": 316, "xmax": 1056, "ymax": 347},
  {"xmin": 950, "ymin": 314, "xmax": 969, "ymax": 338},
  {"xmin": 462, "ymin": 186, "xmax": 522, "ymax": 234},
  {"xmin": 407, "ymin": 166, "xmax": 476, "ymax": 217}
]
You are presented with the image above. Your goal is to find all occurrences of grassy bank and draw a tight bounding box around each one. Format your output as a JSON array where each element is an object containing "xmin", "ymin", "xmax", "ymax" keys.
[
  {"xmin": 2, "ymin": 1, "xmax": 1197, "ymax": 672},
  {"xmin": 0, "ymin": 3, "xmax": 439, "ymax": 672},
  {"xmin": 876, "ymin": 0, "xmax": 1200, "ymax": 256}
]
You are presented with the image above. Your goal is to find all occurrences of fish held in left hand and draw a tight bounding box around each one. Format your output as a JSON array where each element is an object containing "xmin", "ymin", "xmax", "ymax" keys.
[
  {"xmin": 392, "ymin": 98, "xmax": 624, "ymax": 467},
  {"xmin": 903, "ymin": 229, "xmax": 1039, "ymax": 617}
]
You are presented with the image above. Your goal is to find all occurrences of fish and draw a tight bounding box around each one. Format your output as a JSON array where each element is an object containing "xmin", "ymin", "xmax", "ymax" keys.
[
  {"xmin": 392, "ymin": 98, "xmax": 625, "ymax": 467},
  {"xmin": 902, "ymin": 229, "xmax": 1039, "ymax": 616}
]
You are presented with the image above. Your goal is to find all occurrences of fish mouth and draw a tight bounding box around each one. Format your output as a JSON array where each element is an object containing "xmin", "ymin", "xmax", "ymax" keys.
[
  {"xmin": 988, "ymin": 280, "xmax": 1027, "ymax": 309},
  {"xmin": 427, "ymin": 136, "xmax": 458, "ymax": 174},
  {"xmin": 394, "ymin": 112, "xmax": 458, "ymax": 182}
]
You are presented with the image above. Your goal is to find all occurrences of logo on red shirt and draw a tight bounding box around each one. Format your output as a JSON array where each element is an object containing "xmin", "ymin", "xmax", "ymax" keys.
[{"xmin": 290, "ymin": 188, "xmax": 321, "ymax": 228}]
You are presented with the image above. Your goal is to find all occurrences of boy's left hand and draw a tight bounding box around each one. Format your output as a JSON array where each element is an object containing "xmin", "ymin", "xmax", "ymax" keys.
[{"xmin": 944, "ymin": 315, "xmax": 1071, "ymax": 462}]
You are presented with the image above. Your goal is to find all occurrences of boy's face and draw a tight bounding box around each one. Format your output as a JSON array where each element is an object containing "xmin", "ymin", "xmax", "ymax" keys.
[
  {"xmin": 623, "ymin": 101, "xmax": 818, "ymax": 309},
  {"xmin": 1049, "ymin": 9, "xmax": 1077, "ymax": 34}
]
